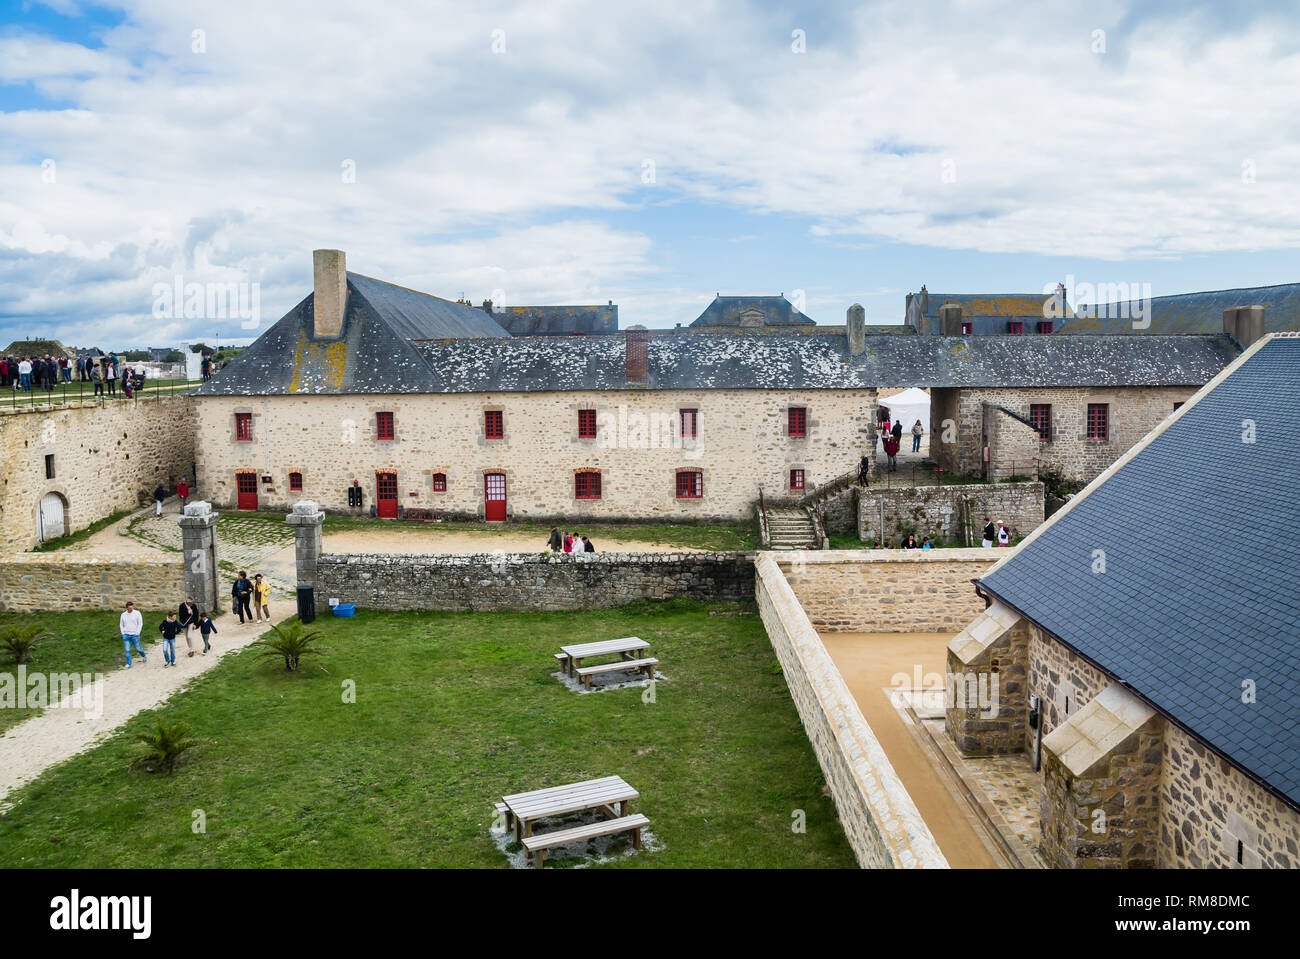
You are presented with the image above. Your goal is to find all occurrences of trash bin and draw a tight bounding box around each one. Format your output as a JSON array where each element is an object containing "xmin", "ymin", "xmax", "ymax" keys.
[{"xmin": 297, "ymin": 586, "xmax": 315, "ymax": 623}]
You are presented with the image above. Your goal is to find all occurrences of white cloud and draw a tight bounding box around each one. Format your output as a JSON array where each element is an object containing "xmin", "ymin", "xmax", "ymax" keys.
[{"xmin": 1, "ymin": 0, "xmax": 1298, "ymax": 344}]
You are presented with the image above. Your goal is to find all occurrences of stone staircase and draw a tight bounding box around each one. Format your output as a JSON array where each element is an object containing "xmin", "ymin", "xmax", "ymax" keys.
[{"xmin": 766, "ymin": 508, "xmax": 819, "ymax": 550}]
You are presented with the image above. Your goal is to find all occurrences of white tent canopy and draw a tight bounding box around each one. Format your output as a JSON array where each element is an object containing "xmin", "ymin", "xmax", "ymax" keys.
[{"xmin": 879, "ymin": 387, "xmax": 930, "ymax": 433}]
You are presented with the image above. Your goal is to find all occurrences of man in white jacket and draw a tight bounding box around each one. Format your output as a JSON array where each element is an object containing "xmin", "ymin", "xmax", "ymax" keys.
[{"xmin": 119, "ymin": 600, "xmax": 146, "ymax": 668}]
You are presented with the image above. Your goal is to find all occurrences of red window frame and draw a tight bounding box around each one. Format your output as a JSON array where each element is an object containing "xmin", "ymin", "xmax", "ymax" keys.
[
  {"xmin": 485, "ymin": 410, "xmax": 504, "ymax": 439},
  {"xmin": 680, "ymin": 408, "xmax": 698, "ymax": 439},
  {"xmin": 288, "ymin": 471, "xmax": 303, "ymax": 491},
  {"xmin": 790, "ymin": 469, "xmax": 805, "ymax": 491},
  {"xmin": 235, "ymin": 412, "xmax": 253, "ymax": 441},
  {"xmin": 1029, "ymin": 404, "xmax": 1052, "ymax": 443},
  {"xmin": 578, "ymin": 409, "xmax": 596, "ymax": 439},
  {"xmin": 432, "ymin": 472, "xmax": 447, "ymax": 492},
  {"xmin": 1087, "ymin": 403, "xmax": 1109, "ymax": 441},
  {"xmin": 1008, "ymin": 321, "xmax": 1023, "ymax": 334},
  {"xmin": 675, "ymin": 470, "xmax": 703, "ymax": 499},
  {"xmin": 961, "ymin": 321, "xmax": 973, "ymax": 335},
  {"xmin": 376, "ymin": 411, "xmax": 395, "ymax": 440},
  {"xmin": 787, "ymin": 406, "xmax": 807, "ymax": 437},
  {"xmin": 1038, "ymin": 321, "xmax": 1054, "ymax": 334},
  {"xmin": 575, "ymin": 471, "xmax": 601, "ymax": 500}
]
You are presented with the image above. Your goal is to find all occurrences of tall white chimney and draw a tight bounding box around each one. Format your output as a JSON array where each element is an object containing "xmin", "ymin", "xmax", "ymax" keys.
[{"xmin": 313, "ymin": 249, "xmax": 347, "ymax": 339}]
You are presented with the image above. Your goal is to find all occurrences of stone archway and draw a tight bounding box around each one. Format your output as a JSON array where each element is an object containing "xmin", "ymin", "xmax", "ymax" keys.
[{"xmin": 36, "ymin": 490, "xmax": 69, "ymax": 543}]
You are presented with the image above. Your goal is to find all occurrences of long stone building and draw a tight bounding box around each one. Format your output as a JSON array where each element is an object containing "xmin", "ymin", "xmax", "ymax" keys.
[
  {"xmin": 191, "ymin": 250, "xmax": 1254, "ymax": 522},
  {"xmin": 947, "ymin": 333, "xmax": 1300, "ymax": 867}
]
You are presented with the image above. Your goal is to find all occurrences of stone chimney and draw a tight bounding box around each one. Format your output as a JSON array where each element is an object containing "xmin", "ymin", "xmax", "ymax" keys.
[
  {"xmin": 846, "ymin": 304, "xmax": 866, "ymax": 355},
  {"xmin": 939, "ymin": 303, "xmax": 963, "ymax": 336},
  {"xmin": 1225, "ymin": 305, "xmax": 1266, "ymax": 348},
  {"xmin": 625, "ymin": 327, "xmax": 649, "ymax": 386},
  {"xmin": 312, "ymin": 249, "xmax": 347, "ymax": 339}
]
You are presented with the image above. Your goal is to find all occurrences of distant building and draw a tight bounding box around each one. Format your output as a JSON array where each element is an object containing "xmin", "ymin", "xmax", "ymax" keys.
[
  {"xmin": 689, "ymin": 294, "xmax": 816, "ymax": 332},
  {"xmin": 2, "ymin": 338, "xmax": 75, "ymax": 358},
  {"xmin": 490, "ymin": 303, "xmax": 619, "ymax": 336}
]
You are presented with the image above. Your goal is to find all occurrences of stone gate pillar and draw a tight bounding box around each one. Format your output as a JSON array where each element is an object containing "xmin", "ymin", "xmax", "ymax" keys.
[
  {"xmin": 179, "ymin": 501, "xmax": 220, "ymax": 615},
  {"xmin": 287, "ymin": 500, "xmax": 325, "ymax": 592}
]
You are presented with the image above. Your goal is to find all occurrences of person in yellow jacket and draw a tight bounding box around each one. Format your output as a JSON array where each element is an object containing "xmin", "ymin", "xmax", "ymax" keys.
[{"xmin": 252, "ymin": 573, "xmax": 272, "ymax": 622}]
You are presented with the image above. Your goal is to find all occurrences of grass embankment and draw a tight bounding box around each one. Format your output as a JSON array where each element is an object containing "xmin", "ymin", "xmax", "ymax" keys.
[
  {"xmin": 29, "ymin": 509, "xmax": 133, "ymax": 553},
  {"xmin": 0, "ymin": 601, "xmax": 852, "ymax": 868}
]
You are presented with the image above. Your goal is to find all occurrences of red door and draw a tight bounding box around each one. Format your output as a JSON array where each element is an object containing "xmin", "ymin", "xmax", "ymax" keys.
[
  {"xmin": 484, "ymin": 473, "xmax": 506, "ymax": 521},
  {"xmin": 235, "ymin": 472, "xmax": 258, "ymax": 510},
  {"xmin": 376, "ymin": 472, "xmax": 398, "ymax": 518}
]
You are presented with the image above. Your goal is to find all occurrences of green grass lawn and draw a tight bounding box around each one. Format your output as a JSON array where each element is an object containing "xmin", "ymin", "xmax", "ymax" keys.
[
  {"xmin": 0, "ymin": 601, "xmax": 853, "ymax": 868},
  {"xmin": 0, "ymin": 609, "xmax": 175, "ymax": 733},
  {"xmin": 0, "ymin": 379, "xmax": 196, "ymax": 410}
]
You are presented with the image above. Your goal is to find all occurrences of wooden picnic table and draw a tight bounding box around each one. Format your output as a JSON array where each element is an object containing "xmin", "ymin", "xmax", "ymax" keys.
[
  {"xmin": 502, "ymin": 775, "xmax": 639, "ymax": 842},
  {"xmin": 558, "ymin": 636, "xmax": 649, "ymax": 677}
]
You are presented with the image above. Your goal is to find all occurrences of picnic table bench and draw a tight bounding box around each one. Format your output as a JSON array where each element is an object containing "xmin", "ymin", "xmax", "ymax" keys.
[
  {"xmin": 556, "ymin": 637, "xmax": 650, "ymax": 679},
  {"xmin": 499, "ymin": 775, "xmax": 646, "ymax": 866}
]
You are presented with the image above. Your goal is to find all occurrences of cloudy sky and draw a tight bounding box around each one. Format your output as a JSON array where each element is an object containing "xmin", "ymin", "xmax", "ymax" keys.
[{"xmin": 1, "ymin": 0, "xmax": 1298, "ymax": 348}]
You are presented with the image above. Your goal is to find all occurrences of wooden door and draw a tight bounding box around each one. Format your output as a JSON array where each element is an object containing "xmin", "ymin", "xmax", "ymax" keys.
[
  {"xmin": 37, "ymin": 492, "xmax": 65, "ymax": 542},
  {"xmin": 484, "ymin": 472, "xmax": 506, "ymax": 521},
  {"xmin": 235, "ymin": 472, "xmax": 258, "ymax": 510},
  {"xmin": 376, "ymin": 471, "xmax": 398, "ymax": 518}
]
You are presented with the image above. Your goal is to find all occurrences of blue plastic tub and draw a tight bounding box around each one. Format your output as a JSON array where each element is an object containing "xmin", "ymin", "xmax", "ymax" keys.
[{"xmin": 333, "ymin": 603, "xmax": 356, "ymax": 617}]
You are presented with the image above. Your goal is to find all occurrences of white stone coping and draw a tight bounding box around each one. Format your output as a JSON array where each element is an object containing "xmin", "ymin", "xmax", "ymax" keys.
[
  {"xmin": 1043, "ymin": 682, "xmax": 1158, "ymax": 777},
  {"xmin": 948, "ymin": 599, "xmax": 1022, "ymax": 664},
  {"xmin": 0, "ymin": 553, "xmax": 181, "ymax": 567},
  {"xmin": 755, "ymin": 554, "xmax": 949, "ymax": 869},
  {"xmin": 772, "ymin": 547, "xmax": 1016, "ymax": 565}
]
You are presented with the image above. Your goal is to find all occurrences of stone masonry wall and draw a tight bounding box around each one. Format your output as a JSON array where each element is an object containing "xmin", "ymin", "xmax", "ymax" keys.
[
  {"xmin": 930, "ymin": 385, "xmax": 1194, "ymax": 484},
  {"xmin": 0, "ymin": 396, "xmax": 197, "ymax": 551},
  {"xmin": 982, "ymin": 404, "xmax": 1041, "ymax": 483},
  {"xmin": 1026, "ymin": 625, "xmax": 1111, "ymax": 748},
  {"xmin": 0, "ymin": 553, "xmax": 188, "ymax": 612},
  {"xmin": 314, "ymin": 551, "xmax": 755, "ymax": 612},
  {"xmin": 1157, "ymin": 724, "xmax": 1300, "ymax": 869},
  {"xmin": 777, "ymin": 550, "xmax": 1004, "ymax": 633},
  {"xmin": 194, "ymin": 389, "xmax": 877, "ymax": 522},
  {"xmin": 754, "ymin": 554, "xmax": 947, "ymax": 868},
  {"xmin": 857, "ymin": 482, "xmax": 1044, "ymax": 545}
]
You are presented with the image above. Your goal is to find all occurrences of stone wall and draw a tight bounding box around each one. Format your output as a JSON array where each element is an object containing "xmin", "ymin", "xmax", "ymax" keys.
[
  {"xmin": 857, "ymin": 482, "xmax": 1044, "ymax": 545},
  {"xmin": 1026, "ymin": 625, "xmax": 1111, "ymax": 748},
  {"xmin": 776, "ymin": 549, "xmax": 1005, "ymax": 633},
  {"xmin": 929, "ymin": 385, "xmax": 1195, "ymax": 484},
  {"xmin": 754, "ymin": 554, "xmax": 947, "ymax": 868},
  {"xmin": 0, "ymin": 553, "xmax": 187, "ymax": 611},
  {"xmin": 194, "ymin": 389, "xmax": 877, "ymax": 522},
  {"xmin": 945, "ymin": 602, "xmax": 1031, "ymax": 756},
  {"xmin": 982, "ymin": 404, "xmax": 1041, "ymax": 483},
  {"xmin": 0, "ymin": 396, "xmax": 197, "ymax": 551},
  {"xmin": 1158, "ymin": 724, "xmax": 1300, "ymax": 869},
  {"xmin": 314, "ymin": 551, "xmax": 756, "ymax": 612}
]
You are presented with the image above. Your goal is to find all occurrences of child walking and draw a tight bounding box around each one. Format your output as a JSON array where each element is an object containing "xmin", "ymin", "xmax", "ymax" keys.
[
  {"xmin": 198, "ymin": 612, "xmax": 218, "ymax": 655},
  {"xmin": 158, "ymin": 612, "xmax": 182, "ymax": 667}
]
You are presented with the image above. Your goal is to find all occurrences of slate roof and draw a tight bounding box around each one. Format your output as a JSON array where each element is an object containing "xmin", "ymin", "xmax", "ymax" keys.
[
  {"xmin": 494, "ymin": 304, "xmax": 619, "ymax": 336},
  {"xmin": 690, "ymin": 295, "xmax": 815, "ymax": 328},
  {"xmin": 1056, "ymin": 283, "xmax": 1300, "ymax": 335},
  {"xmin": 198, "ymin": 326, "xmax": 1240, "ymax": 395},
  {"xmin": 346, "ymin": 274, "xmax": 509, "ymax": 340},
  {"xmin": 980, "ymin": 335, "xmax": 1300, "ymax": 808},
  {"xmin": 912, "ymin": 293, "xmax": 1061, "ymax": 335}
]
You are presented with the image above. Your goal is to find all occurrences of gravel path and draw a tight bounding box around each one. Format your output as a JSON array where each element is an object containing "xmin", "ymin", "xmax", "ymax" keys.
[{"xmin": 0, "ymin": 615, "xmax": 280, "ymax": 807}]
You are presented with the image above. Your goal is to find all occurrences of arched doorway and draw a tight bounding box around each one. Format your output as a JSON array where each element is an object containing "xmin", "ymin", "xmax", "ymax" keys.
[{"xmin": 37, "ymin": 492, "xmax": 67, "ymax": 542}]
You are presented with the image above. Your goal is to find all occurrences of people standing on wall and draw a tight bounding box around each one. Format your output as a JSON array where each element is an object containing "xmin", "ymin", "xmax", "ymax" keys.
[
  {"xmin": 59, "ymin": 355, "xmax": 70, "ymax": 382},
  {"xmin": 548, "ymin": 526, "xmax": 562, "ymax": 551},
  {"xmin": 201, "ymin": 355, "xmax": 211, "ymax": 380},
  {"xmin": 75, "ymin": 354, "xmax": 86, "ymax": 381},
  {"xmin": 0, "ymin": 358, "xmax": 7, "ymax": 388},
  {"xmin": 178, "ymin": 598, "xmax": 199, "ymax": 657},
  {"xmin": 232, "ymin": 571, "xmax": 254, "ymax": 623},
  {"xmin": 18, "ymin": 357, "xmax": 31, "ymax": 391},
  {"xmin": 997, "ymin": 521, "xmax": 1011, "ymax": 547},
  {"xmin": 253, "ymin": 574, "xmax": 271, "ymax": 623},
  {"xmin": 91, "ymin": 363, "xmax": 103, "ymax": 398},
  {"xmin": 158, "ymin": 612, "xmax": 181, "ymax": 667},
  {"xmin": 582, "ymin": 536, "xmax": 595, "ymax": 552},
  {"xmin": 562, "ymin": 532, "xmax": 574, "ymax": 554},
  {"xmin": 982, "ymin": 518, "xmax": 996, "ymax": 548},
  {"xmin": 901, "ymin": 534, "xmax": 918, "ymax": 549},
  {"xmin": 104, "ymin": 355, "xmax": 117, "ymax": 395},
  {"xmin": 119, "ymin": 600, "xmax": 146, "ymax": 668},
  {"xmin": 911, "ymin": 420, "xmax": 924, "ymax": 453},
  {"xmin": 921, "ymin": 537, "xmax": 933, "ymax": 549},
  {"xmin": 177, "ymin": 478, "xmax": 190, "ymax": 511}
]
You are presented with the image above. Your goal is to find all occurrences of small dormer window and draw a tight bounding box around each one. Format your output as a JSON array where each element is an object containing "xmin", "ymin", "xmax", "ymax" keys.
[{"xmin": 738, "ymin": 309, "xmax": 765, "ymax": 328}]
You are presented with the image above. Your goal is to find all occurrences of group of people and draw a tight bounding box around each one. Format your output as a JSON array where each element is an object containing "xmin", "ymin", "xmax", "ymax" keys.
[
  {"xmin": 0, "ymin": 351, "xmax": 146, "ymax": 397},
  {"xmin": 872, "ymin": 536, "xmax": 934, "ymax": 549},
  {"xmin": 547, "ymin": 527, "xmax": 595, "ymax": 553},
  {"xmin": 117, "ymin": 598, "xmax": 218, "ymax": 668},
  {"xmin": 863, "ymin": 414, "xmax": 925, "ymax": 476},
  {"xmin": 230, "ymin": 570, "xmax": 272, "ymax": 624},
  {"xmin": 153, "ymin": 478, "xmax": 191, "ymax": 516},
  {"xmin": 1, "ymin": 354, "xmax": 70, "ymax": 391},
  {"xmin": 981, "ymin": 518, "xmax": 1013, "ymax": 547}
]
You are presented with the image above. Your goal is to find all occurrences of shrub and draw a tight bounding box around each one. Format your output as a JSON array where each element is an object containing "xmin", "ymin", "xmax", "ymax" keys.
[
  {"xmin": 132, "ymin": 715, "xmax": 196, "ymax": 775},
  {"xmin": 252, "ymin": 621, "xmax": 325, "ymax": 672},
  {"xmin": 1, "ymin": 624, "xmax": 51, "ymax": 664}
]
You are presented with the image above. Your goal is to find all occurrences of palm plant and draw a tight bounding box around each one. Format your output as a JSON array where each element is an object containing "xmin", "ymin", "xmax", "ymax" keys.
[
  {"xmin": 132, "ymin": 715, "xmax": 196, "ymax": 775},
  {"xmin": 252, "ymin": 621, "xmax": 325, "ymax": 672},
  {"xmin": 1, "ymin": 624, "xmax": 51, "ymax": 664}
]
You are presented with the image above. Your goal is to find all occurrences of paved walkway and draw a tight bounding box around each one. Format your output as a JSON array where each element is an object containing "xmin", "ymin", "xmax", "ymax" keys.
[{"xmin": 0, "ymin": 614, "xmax": 281, "ymax": 807}]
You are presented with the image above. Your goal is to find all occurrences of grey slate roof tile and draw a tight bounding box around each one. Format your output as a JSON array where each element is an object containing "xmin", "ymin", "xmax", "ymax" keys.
[{"xmin": 980, "ymin": 336, "xmax": 1300, "ymax": 808}]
